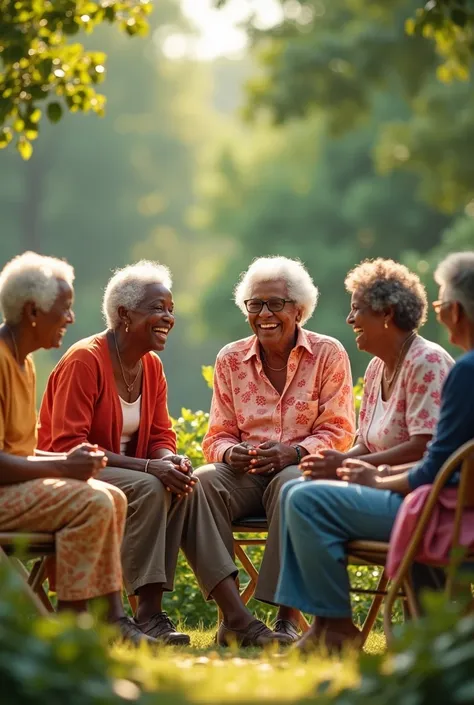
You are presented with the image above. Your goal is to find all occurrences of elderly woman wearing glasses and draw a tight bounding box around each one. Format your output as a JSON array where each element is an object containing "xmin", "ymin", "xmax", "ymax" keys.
[
  {"xmin": 277, "ymin": 252, "xmax": 474, "ymax": 653},
  {"xmin": 300, "ymin": 259, "xmax": 454, "ymax": 480},
  {"xmin": 196, "ymin": 256, "xmax": 356, "ymax": 646}
]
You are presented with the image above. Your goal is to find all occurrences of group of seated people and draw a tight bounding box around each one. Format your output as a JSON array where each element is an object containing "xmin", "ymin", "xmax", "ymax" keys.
[{"xmin": 0, "ymin": 248, "xmax": 473, "ymax": 651}]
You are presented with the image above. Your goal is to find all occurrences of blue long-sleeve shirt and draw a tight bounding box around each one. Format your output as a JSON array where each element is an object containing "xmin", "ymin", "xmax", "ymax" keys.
[{"xmin": 408, "ymin": 349, "xmax": 474, "ymax": 490}]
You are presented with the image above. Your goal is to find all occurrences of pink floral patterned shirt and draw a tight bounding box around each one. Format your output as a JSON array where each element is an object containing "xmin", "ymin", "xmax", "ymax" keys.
[
  {"xmin": 358, "ymin": 336, "xmax": 454, "ymax": 453},
  {"xmin": 202, "ymin": 327, "xmax": 356, "ymax": 462}
]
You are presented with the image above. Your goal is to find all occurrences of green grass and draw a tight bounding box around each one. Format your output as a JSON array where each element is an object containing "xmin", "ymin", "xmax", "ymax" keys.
[{"xmin": 110, "ymin": 629, "xmax": 386, "ymax": 703}]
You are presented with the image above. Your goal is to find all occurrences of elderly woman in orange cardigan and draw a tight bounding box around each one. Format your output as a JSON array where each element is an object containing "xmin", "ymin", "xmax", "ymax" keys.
[{"xmin": 38, "ymin": 261, "xmax": 291, "ymax": 649}]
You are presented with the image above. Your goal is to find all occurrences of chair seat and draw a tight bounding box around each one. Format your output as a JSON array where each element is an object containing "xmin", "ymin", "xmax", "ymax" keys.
[
  {"xmin": 347, "ymin": 540, "xmax": 389, "ymax": 567},
  {"xmin": 232, "ymin": 517, "xmax": 268, "ymax": 532},
  {"xmin": 0, "ymin": 532, "xmax": 55, "ymax": 556}
]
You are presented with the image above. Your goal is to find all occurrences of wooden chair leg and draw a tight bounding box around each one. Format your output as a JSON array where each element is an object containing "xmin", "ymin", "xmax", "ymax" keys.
[
  {"xmin": 24, "ymin": 558, "xmax": 54, "ymax": 613},
  {"xmin": 0, "ymin": 549, "xmax": 49, "ymax": 616},
  {"xmin": 128, "ymin": 594, "xmax": 138, "ymax": 615},
  {"xmin": 359, "ymin": 571, "xmax": 388, "ymax": 645},
  {"xmin": 234, "ymin": 542, "xmax": 259, "ymax": 606}
]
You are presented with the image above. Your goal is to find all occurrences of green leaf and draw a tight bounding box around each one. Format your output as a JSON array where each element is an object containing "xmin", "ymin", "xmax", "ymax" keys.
[
  {"xmin": 47, "ymin": 102, "xmax": 63, "ymax": 123},
  {"xmin": 0, "ymin": 128, "xmax": 13, "ymax": 149},
  {"xmin": 201, "ymin": 365, "xmax": 214, "ymax": 389},
  {"xmin": 17, "ymin": 137, "xmax": 33, "ymax": 160}
]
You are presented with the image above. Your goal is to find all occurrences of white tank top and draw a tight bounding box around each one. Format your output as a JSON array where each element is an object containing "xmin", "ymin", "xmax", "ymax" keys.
[
  {"xmin": 365, "ymin": 388, "xmax": 388, "ymax": 450},
  {"xmin": 119, "ymin": 395, "xmax": 141, "ymax": 454}
]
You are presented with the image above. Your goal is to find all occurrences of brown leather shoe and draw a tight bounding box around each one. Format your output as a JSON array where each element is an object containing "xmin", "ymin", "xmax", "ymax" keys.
[
  {"xmin": 134, "ymin": 612, "xmax": 190, "ymax": 646},
  {"xmin": 273, "ymin": 619, "xmax": 300, "ymax": 642},
  {"xmin": 216, "ymin": 619, "xmax": 293, "ymax": 648},
  {"xmin": 113, "ymin": 617, "xmax": 158, "ymax": 646}
]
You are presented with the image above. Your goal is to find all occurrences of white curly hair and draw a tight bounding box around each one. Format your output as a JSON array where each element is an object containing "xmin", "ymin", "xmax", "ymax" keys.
[
  {"xmin": 102, "ymin": 260, "xmax": 173, "ymax": 328},
  {"xmin": 435, "ymin": 251, "xmax": 474, "ymax": 323},
  {"xmin": 234, "ymin": 256, "xmax": 319, "ymax": 325},
  {"xmin": 0, "ymin": 251, "xmax": 75, "ymax": 324}
]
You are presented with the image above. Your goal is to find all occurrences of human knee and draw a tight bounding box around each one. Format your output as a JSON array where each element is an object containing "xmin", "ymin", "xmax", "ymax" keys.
[
  {"xmin": 280, "ymin": 477, "xmax": 304, "ymax": 509},
  {"xmin": 82, "ymin": 483, "xmax": 117, "ymax": 519},
  {"xmin": 106, "ymin": 484, "xmax": 128, "ymax": 515},
  {"xmin": 285, "ymin": 481, "xmax": 329, "ymax": 521},
  {"xmin": 194, "ymin": 464, "xmax": 222, "ymax": 494}
]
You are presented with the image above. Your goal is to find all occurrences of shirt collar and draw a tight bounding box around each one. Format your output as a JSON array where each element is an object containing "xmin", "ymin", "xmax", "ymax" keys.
[{"xmin": 242, "ymin": 326, "xmax": 312, "ymax": 362}]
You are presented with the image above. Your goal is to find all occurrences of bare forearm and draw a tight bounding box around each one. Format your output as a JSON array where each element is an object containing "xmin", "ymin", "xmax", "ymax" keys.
[
  {"xmin": 0, "ymin": 452, "xmax": 66, "ymax": 484},
  {"xmin": 374, "ymin": 471, "xmax": 411, "ymax": 495},
  {"xmin": 103, "ymin": 451, "xmax": 147, "ymax": 472},
  {"xmin": 358, "ymin": 436, "xmax": 431, "ymax": 468},
  {"xmin": 346, "ymin": 442, "xmax": 370, "ymax": 459}
]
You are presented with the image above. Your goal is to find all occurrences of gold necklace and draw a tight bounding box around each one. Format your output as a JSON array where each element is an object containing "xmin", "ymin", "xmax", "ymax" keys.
[
  {"xmin": 261, "ymin": 351, "xmax": 288, "ymax": 372},
  {"xmin": 113, "ymin": 331, "xmax": 142, "ymax": 393},
  {"xmin": 384, "ymin": 332, "xmax": 417, "ymax": 387}
]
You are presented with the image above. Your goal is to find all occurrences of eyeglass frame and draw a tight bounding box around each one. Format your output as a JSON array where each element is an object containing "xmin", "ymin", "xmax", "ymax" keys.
[
  {"xmin": 244, "ymin": 298, "xmax": 296, "ymax": 314},
  {"xmin": 432, "ymin": 299, "xmax": 454, "ymax": 314}
]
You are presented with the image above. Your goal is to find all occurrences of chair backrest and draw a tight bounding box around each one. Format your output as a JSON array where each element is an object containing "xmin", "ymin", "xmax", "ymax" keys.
[{"xmin": 450, "ymin": 444, "xmax": 474, "ymax": 559}]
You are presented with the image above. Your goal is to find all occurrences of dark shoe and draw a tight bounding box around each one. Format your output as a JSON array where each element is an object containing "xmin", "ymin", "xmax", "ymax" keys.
[
  {"xmin": 114, "ymin": 616, "xmax": 158, "ymax": 646},
  {"xmin": 273, "ymin": 618, "xmax": 300, "ymax": 642},
  {"xmin": 135, "ymin": 611, "xmax": 190, "ymax": 646},
  {"xmin": 216, "ymin": 619, "xmax": 293, "ymax": 648}
]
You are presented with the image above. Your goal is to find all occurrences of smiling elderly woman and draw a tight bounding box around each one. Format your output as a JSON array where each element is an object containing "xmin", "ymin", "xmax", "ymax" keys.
[
  {"xmin": 196, "ymin": 256, "xmax": 356, "ymax": 645},
  {"xmin": 38, "ymin": 261, "xmax": 269, "ymax": 647},
  {"xmin": 301, "ymin": 258, "xmax": 454, "ymax": 480}
]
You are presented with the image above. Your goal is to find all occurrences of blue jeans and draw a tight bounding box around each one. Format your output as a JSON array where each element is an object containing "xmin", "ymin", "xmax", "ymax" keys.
[{"xmin": 275, "ymin": 479, "xmax": 404, "ymax": 618}]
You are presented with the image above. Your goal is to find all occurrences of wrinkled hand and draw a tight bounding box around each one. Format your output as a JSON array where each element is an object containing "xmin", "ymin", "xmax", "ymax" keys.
[
  {"xmin": 336, "ymin": 459, "xmax": 379, "ymax": 487},
  {"xmin": 61, "ymin": 444, "xmax": 107, "ymax": 481},
  {"xmin": 162, "ymin": 453, "xmax": 193, "ymax": 474},
  {"xmin": 248, "ymin": 441, "xmax": 297, "ymax": 476},
  {"xmin": 300, "ymin": 449, "xmax": 347, "ymax": 481},
  {"xmin": 148, "ymin": 458, "xmax": 197, "ymax": 497},
  {"xmin": 226, "ymin": 442, "xmax": 256, "ymax": 473}
]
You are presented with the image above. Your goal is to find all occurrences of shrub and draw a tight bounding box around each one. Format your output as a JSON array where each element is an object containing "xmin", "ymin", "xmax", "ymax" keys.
[{"xmin": 0, "ymin": 561, "xmax": 140, "ymax": 705}]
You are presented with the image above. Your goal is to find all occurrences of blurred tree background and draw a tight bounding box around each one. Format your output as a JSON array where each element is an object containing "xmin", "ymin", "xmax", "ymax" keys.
[{"xmin": 1, "ymin": 0, "xmax": 474, "ymax": 414}]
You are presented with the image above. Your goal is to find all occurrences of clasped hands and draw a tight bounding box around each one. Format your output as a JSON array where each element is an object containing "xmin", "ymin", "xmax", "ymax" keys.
[
  {"xmin": 150, "ymin": 453, "xmax": 197, "ymax": 497},
  {"xmin": 299, "ymin": 449, "xmax": 384, "ymax": 488},
  {"xmin": 227, "ymin": 441, "xmax": 297, "ymax": 475}
]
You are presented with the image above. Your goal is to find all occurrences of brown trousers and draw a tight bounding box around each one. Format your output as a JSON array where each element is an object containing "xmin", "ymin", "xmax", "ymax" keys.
[
  {"xmin": 195, "ymin": 463, "xmax": 301, "ymax": 605},
  {"xmin": 98, "ymin": 467, "xmax": 237, "ymax": 599}
]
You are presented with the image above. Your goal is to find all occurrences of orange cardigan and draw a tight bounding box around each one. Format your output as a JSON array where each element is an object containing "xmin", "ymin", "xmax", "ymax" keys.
[{"xmin": 38, "ymin": 334, "xmax": 176, "ymax": 458}]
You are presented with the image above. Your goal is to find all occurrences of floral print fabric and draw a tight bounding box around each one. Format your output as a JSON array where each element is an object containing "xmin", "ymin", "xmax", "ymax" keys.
[
  {"xmin": 203, "ymin": 327, "xmax": 356, "ymax": 462},
  {"xmin": 358, "ymin": 336, "xmax": 454, "ymax": 453}
]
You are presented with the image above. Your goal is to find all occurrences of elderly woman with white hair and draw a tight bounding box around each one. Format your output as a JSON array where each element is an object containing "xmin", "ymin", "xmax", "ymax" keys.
[
  {"xmin": 0, "ymin": 251, "xmax": 151, "ymax": 645},
  {"xmin": 196, "ymin": 256, "xmax": 356, "ymax": 645},
  {"xmin": 38, "ymin": 260, "xmax": 290, "ymax": 648},
  {"xmin": 277, "ymin": 251, "xmax": 474, "ymax": 653}
]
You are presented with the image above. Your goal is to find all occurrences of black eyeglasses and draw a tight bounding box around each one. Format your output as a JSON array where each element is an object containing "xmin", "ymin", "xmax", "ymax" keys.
[{"xmin": 244, "ymin": 298, "xmax": 295, "ymax": 314}]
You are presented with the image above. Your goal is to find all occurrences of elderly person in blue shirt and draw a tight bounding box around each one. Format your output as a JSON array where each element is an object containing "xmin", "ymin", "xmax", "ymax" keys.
[{"xmin": 276, "ymin": 251, "xmax": 474, "ymax": 653}]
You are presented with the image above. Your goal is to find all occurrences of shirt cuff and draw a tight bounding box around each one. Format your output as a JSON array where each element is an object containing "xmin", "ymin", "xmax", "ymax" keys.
[{"xmin": 407, "ymin": 463, "xmax": 423, "ymax": 491}]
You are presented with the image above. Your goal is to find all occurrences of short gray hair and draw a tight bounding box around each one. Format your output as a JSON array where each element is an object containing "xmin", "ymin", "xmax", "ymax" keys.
[
  {"xmin": 345, "ymin": 258, "xmax": 427, "ymax": 331},
  {"xmin": 234, "ymin": 256, "xmax": 319, "ymax": 325},
  {"xmin": 102, "ymin": 260, "xmax": 173, "ymax": 328},
  {"xmin": 0, "ymin": 251, "xmax": 75, "ymax": 324},
  {"xmin": 434, "ymin": 251, "xmax": 474, "ymax": 323}
]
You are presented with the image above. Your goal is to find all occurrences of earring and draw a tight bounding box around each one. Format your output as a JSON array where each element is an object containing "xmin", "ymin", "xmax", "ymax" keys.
[
  {"xmin": 125, "ymin": 324, "xmax": 129, "ymax": 333},
  {"xmin": 32, "ymin": 321, "xmax": 36, "ymax": 328},
  {"xmin": 384, "ymin": 321, "xmax": 388, "ymax": 329}
]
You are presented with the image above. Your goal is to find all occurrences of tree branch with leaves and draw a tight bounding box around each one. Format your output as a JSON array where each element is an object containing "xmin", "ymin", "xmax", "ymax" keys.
[{"xmin": 0, "ymin": 0, "xmax": 151, "ymax": 158}]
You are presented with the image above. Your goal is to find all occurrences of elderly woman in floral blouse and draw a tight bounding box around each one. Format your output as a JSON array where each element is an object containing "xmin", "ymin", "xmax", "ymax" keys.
[
  {"xmin": 196, "ymin": 256, "xmax": 356, "ymax": 646},
  {"xmin": 301, "ymin": 258, "xmax": 453, "ymax": 480},
  {"xmin": 277, "ymin": 257, "xmax": 454, "ymax": 653}
]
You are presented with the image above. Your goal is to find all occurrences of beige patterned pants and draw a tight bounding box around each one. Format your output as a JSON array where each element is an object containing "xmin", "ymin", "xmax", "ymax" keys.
[{"xmin": 0, "ymin": 477, "xmax": 127, "ymax": 601}]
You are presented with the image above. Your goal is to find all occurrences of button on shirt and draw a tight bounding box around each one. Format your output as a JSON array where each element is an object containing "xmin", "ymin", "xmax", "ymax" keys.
[{"xmin": 202, "ymin": 327, "xmax": 356, "ymax": 462}]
